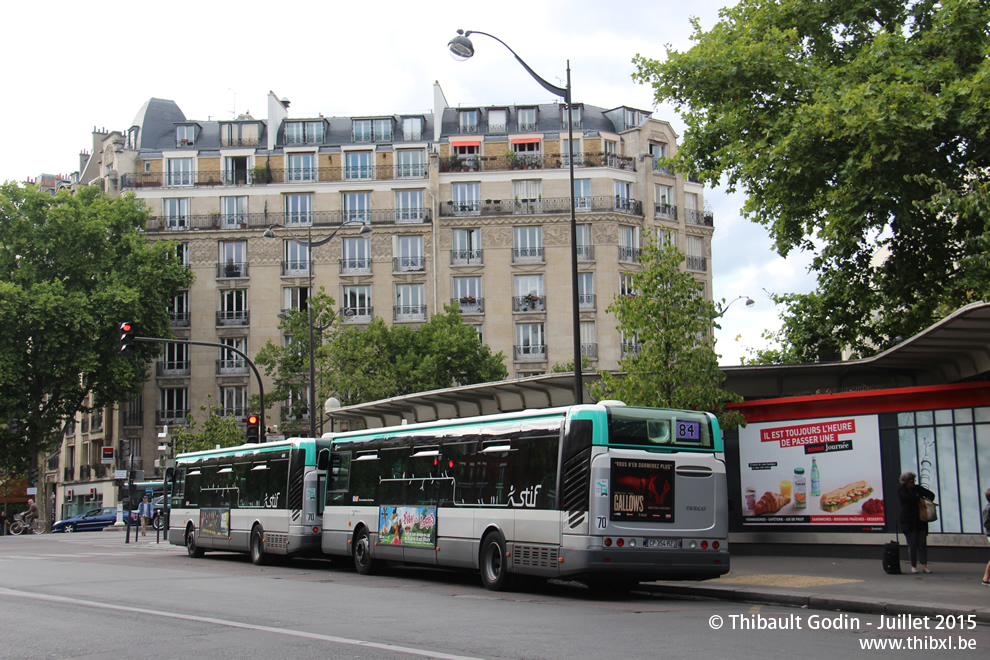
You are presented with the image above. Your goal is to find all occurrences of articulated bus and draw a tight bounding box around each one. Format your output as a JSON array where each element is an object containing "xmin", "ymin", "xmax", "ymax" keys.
[
  {"xmin": 167, "ymin": 437, "xmax": 330, "ymax": 564},
  {"xmin": 319, "ymin": 401, "xmax": 729, "ymax": 590}
]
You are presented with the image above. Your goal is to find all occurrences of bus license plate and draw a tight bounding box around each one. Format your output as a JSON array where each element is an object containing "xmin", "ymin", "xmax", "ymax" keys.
[{"xmin": 645, "ymin": 538, "xmax": 679, "ymax": 549}]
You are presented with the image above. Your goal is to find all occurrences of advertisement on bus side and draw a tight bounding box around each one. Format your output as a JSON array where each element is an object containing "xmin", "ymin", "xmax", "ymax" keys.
[
  {"xmin": 738, "ymin": 414, "xmax": 885, "ymax": 527},
  {"xmin": 200, "ymin": 508, "xmax": 231, "ymax": 536},
  {"xmin": 610, "ymin": 459, "xmax": 675, "ymax": 522},
  {"xmin": 378, "ymin": 506, "xmax": 437, "ymax": 547}
]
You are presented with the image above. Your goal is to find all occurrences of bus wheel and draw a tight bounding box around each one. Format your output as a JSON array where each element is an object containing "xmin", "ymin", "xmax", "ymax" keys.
[
  {"xmin": 186, "ymin": 526, "xmax": 205, "ymax": 558},
  {"xmin": 250, "ymin": 526, "xmax": 269, "ymax": 566},
  {"xmin": 480, "ymin": 531, "xmax": 511, "ymax": 591},
  {"xmin": 353, "ymin": 527, "xmax": 376, "ymax": 575}
]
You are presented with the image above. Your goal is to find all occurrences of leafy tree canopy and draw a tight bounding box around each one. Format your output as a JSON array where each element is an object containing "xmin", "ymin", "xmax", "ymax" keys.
[
  {"xmin": 633, "ymin": 0, "xmax": 990, "ymax": 360},
  {"xmin": 254, "ymin": 293, "xmax": 507, "ymax": 432},
  {"xmin": 0, "ymin": 183, "xmax": 193, "ymax": 466},
  {"xmin": 170, "ymin": 400, "xmax": 245, "ymax": 454},
  {"xmin": 591, "ymin": 240, "xmax": 744, "ymax": 429}
]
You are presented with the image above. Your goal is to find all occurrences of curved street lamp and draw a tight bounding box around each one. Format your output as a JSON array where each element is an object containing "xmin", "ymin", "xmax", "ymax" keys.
[
  {"xmin": 264, "ymin": 221, "xmax": 371, "ymax": 437},
  {"xmin": 448, "ymin": 29, "xmax": 584, "ymax": 404}
]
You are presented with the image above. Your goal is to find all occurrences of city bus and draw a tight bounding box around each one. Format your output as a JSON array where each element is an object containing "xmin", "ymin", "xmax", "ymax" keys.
[
  {"xmin": 319, "ymin": 401, "xmax": 729, "ymax": 591},
  {"xmin": 167, "ymin": 437, "xmax": 331, "ymax": 564}
]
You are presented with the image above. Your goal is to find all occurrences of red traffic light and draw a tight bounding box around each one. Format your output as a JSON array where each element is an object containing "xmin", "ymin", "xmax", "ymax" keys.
[
  {"xmin": 121, "ymin": 323, "xmax": 132, "ymax": 332},
  {"xmin": 247, "ymin": 415, "xmax": 259, "ymax": 425}
]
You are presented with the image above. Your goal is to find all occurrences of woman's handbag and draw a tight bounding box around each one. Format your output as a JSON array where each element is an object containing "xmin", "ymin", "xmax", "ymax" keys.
[{"xmin": 919, "ymin": 497, "xmax": 938, "ymax": 523}]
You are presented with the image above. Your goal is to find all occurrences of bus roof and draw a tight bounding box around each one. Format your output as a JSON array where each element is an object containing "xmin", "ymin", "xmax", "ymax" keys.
[{"xmin": 175, "ymin": 437, "xmax": 327, "ymax": 464}]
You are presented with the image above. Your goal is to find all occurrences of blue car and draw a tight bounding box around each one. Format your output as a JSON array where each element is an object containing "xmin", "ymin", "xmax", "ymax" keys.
[{"xmin": 52, "ymin": 507, "xmax": 138, "ymax": 533}]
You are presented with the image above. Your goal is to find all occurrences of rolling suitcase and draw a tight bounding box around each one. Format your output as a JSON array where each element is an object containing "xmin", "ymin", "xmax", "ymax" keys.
[{"xmin": 883, "ymin": 523, "xmax": 901, "ymax": 574}]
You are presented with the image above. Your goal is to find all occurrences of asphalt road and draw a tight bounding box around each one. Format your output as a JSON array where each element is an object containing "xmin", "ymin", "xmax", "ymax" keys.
[{"xmin": 1, "ymin": 533, "xmax": 986, "ymax": 659}]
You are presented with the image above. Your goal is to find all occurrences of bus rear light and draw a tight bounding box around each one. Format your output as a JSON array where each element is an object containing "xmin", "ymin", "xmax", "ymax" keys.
[
  {"xmin": 701, "ymin": 540, "xmax": 709, "ymax": 549},
  {"xmin": 604, "ymin": 537, "xmax": 613, "ymax": 547},
  {"xmin": 712, "ymin": 541, "xmax": 720, "ymax": 550},
  {"xmin": 312, "ymin": 526, "xmax": 319, "ymax": 534},
  {"xmin": 616, "ymin": 538, "xmax": 624, "ymax": 547}
]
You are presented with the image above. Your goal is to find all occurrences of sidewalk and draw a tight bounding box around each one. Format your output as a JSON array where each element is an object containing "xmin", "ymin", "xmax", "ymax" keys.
[{"xmin": 646, "ymin": 554, "xmax": 990, "ymax": 623}]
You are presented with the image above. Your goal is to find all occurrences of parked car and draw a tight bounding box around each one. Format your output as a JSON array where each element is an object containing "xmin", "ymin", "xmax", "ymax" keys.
[{"xmin": 52, "ymin": 507, "xmax": 138, "ymax": 533}]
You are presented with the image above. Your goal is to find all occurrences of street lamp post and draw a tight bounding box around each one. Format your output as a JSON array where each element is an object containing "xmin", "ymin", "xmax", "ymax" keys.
[
  {"xmin": 448, "ymin": 29, "xmax": 584, "ymax": 405},
  {"xmin": 263, "ymin": 221, "xmax": 372, "ymax": 437},
  {"xmin": 722, "ymin": 295, "xmax": 756, "ymax": 314}
]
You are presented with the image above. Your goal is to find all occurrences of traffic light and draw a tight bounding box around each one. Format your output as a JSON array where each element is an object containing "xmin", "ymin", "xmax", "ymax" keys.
[
  {"xmin": 119, "ymin": 321, "xmax": 135, "ymax": 355},
  {"xmin": 246, "ymin": 414, "xmax": 261, "ymax": 443},
  {"xmin": 27, "ymin": 465, "xmax": 38, "ymax": 486}
]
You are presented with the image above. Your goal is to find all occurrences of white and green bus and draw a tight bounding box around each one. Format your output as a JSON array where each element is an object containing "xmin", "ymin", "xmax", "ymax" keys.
[
  {"xmin": 319, "ymin": 401, "xmax": 729, "ymax": 590},
  {"xmin": 168, "ymin": 438, "xmax": 330, "ymax": 564}
]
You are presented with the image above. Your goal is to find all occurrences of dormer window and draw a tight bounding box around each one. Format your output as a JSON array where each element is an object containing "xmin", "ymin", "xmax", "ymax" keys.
[
  {"xmin": 402, "ymin": 117, "xmax": 423, "ymax": 141},
  {"xmin": 353, "ymin": 119, "xmax": 372, "ymax": 142},
  {"xmin": 373, "ymin": 118, "xmax": 393, "ymax": 141},
  {"xmin": 624, "ymin": 108, "xmax": 642, "ymax": 129},
  {"xmin": 459, "ymin": 110, "xmax": 478, "ymax": 134},
  {"xmin": 285, "ymin": 121, "xmax": 324, "ymax": 145},
  {"xmin": 176, "ymin": 125, "xmax": 196, "ymax": 147},
  {"xmin": 127, "ymin": 127, "xmax": 140, "ymax": 149},
  {"xmin": 487, "ymin": 109, "xmax": 507, "ymax": 134},
  {"xmin": 517, "ymin": 108, "xmax": 537, "ymax": 132},
  {"xmin": 562, "ymin": 105, "xmax": 581, "ymax": 129}
]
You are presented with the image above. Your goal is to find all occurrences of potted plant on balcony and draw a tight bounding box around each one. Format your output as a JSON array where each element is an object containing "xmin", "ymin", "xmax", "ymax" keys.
[
  {"xmin": 506, "ymin": 151, "xmax": 519, "ymax": 169},
  {"xmin": 224, "ymin": 259, "xmax": 240, "ymax": 278},
  {"xmin": 459, "ymin": 295, "xmax": 477, "ymax": 304},
  {"xmin": 523, "ymin": 292, "xmax": 541, "ymax": 310},
  {"xmin": 447, "ymin": 155, "xmax": 462, "ymax": 172}
]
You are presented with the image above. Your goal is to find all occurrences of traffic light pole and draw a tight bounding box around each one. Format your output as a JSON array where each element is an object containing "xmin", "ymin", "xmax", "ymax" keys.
[{"xmin": 132, "ymin": 337, "xmax": 266, "ymax": 442}]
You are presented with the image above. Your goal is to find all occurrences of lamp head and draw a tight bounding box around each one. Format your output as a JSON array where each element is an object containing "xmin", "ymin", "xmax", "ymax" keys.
[
  {"xmin": 448, "ymin": 30, "xmax": 474, "ymax": 61},
  {"xmin": 745, "ymin": 297, "xmax": 755, "ymax": 307},
  {"xmin": 359, "ymin": 223, "xmax": 373, "ymax": 237},
  {"xmin": 262, "ymin": 226, "xmax": 278, "ymax": 243}
]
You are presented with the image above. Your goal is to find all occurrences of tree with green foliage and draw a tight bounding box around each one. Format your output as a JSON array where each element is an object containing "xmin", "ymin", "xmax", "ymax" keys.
[
  {"xmin": 253, "ymin": 293, "xmax": 507, "ymax": 432},
  {"xmin": 0, "ymin": 183, "xmax": 193, "ymax": 470},
  {"xmin": 169, "ymin": 399, "xmax": 245, "ymax": 454},
  {"xmin": 591, "ymin": 241, "xmax": 744, "ymax": 429},
  {"xmin": 633, "ymin": 0, "xmax": 990, "ymax": 361}
]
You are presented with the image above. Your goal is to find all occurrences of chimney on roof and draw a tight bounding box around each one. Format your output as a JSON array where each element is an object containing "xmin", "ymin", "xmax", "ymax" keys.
[{"xmin": 280, "ymin": 97, "xmax": 290, "ymax": 108}]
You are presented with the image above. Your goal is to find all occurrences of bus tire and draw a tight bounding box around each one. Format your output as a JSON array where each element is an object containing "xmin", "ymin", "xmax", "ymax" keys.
[
  {"xmin": 186, "ymin": 526, "xmax": 205, "ymax": 558},
  {"xmin": 480, "ymin": 531, "xmax": 512, "ymax": 592},
  {"xmin": 250, "ymin": 526, "xmax": 269, "ymax": 566},
  {"xmin": 353, "ymin": 526, "xmax": 376, "ymax": 575}
]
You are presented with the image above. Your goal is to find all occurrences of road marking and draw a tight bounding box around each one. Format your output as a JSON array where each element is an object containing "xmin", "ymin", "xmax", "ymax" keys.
[{"xmin": 0, "ymin": 586, "xmax": 480, "ymax": 659}]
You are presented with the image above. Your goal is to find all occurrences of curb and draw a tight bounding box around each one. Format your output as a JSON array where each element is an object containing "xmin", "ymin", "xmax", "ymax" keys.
[{"xmin": 642, "ymin": 584, "xmax": 990, "ymax": 625}]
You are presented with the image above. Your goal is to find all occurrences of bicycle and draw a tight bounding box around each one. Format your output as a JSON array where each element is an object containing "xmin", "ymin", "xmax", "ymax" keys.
[{"xmin": 9, "ymin": 513, "xmax": 46, "ymax": 535}]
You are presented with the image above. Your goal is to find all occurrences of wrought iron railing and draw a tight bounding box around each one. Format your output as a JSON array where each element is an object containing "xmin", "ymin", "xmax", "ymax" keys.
[
  {"xmin": 169, "ymin": 311, "xmax": 190, "ymax": 328},
  {"xmin": 156, "ymin": 361, "xmax": 191, "ymax": 377},
  {"xmin": 655, "ymin": 204, "xmax": 677, "ymax": 221},
  {"xmin": 686, "ymin": 255, "xmax": 708, "ymax": 272},
  {"xmin": 122, "ymin": 410, "xmax": 143, "ymax": 427},
  {"xmin": 451, "ymin": 297, "xmax": 485, "ymax": 314},
  {"xmin": 216, "ymin": 359, "xmax": 248, "ymax": 375},
  {"xmin": 393, "ymin": 305, "xmax": 427, "ymax": 321},
  {"xmin": 340, "ymin": 258, "xmax": 372, "ymax": 274},
  {"xmin": 281, "ymin": 261, "xmax": 310, "ymax": 277},
  {"xmin": 144, "ymin": 209, "xmax": 431, "ymax": 233},
  {"xmin": 217, "ymin": 262, "xmax": 249, "ymax": 279},
  {"xmin": 216, "ymin": 311, "xmax": 249, "ymax": 326},
  {"xmin": 512, "ymin": 247, "xmax": 544, "ymax": 263},
  {"xmin": 155, "ymin": 410, "xmax": 190, "ymax": 426},
  {"xmin": 122, "ymin": 163, "xmax": 429, "ymax": 189},
  {"xmin": 393, "ymin": 256, "xmax": 426, "ymax": 272},
  {"xmin": 577, "ymin": 245, "xmax": 595, "ymax": 261},
  {"xmin": 581, "ymin": 343, "xmax": 598, "ymax": 358},
  {"xmin": 440, "ymin": 196, "xmax": 641, "ymax": 218},
  {"xmin": 619, "ymin": 246, "xmax": 642, "ymax": 262},
  {"xmin": 513, "ymin": 296, "xmax": 546, "ymax": 313},
  {"xmin": 439, "ymin": 152, "xmax": 635, "ymax": 174},
  {"xmin": 451, "ymin": 249, "xmax": 483, "ymax": 266},
  {"xmin": 578, "ymin": 294, "xmax": 596, "ymax": 310},
  {"xmin": 513, "ymin": 345, "xmax": 547, "ymax": 361}
]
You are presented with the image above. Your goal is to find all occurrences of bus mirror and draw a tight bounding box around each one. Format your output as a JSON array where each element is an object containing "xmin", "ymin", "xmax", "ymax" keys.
[{"xmin": 317, "ymin": 448, "xmax": 330, "ymax": 471}]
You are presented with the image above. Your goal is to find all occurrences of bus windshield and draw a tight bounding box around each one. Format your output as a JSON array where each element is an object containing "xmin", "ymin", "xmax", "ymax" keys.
[{"xmin": 606, "ymin": 407, "xmax": 716, "ymax": 450}]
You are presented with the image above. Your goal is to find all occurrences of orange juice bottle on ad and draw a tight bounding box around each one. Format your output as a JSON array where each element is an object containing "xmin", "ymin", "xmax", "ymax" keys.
[{"xmin": 793, "ymin": 467, "xmax": 807, "ymax": 508}]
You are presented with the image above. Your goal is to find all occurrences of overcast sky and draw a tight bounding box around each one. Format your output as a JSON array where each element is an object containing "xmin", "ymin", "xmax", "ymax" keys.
[{"xmin": 2, "ymin": 0, "xmax": 817, "ymax": 364}]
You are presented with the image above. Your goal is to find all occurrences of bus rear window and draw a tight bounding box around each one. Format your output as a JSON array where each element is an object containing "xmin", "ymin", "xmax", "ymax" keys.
[{"xmin": 606, "ymin": 407, "xmax": 713, "ymax": 450}]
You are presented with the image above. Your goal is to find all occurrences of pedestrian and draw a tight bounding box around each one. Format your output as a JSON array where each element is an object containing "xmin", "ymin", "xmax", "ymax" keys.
[
  {"xmin": 0, "ymin": 509, "xmax": 7, "ymax": 536},
  {"xmin": 897, "ymin": 471, "xmax": 935, "ymax": 574},
  {"xmin": 138, "ymin": 495, "xmax": 153, "ymax": 536},
  {"xmin": 981, "ymin": 487, "xmax": 990, "ymax": 586}
]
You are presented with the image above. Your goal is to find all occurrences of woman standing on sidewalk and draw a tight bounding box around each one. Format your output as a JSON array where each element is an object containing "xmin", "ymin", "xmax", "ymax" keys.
[
  {"xmin": 898, "ymin": 471, "xmax": 935, "ymax": 574},
  {"xmin": 981, "ymin": 488, "xmax": 990, "ymax": 586}
]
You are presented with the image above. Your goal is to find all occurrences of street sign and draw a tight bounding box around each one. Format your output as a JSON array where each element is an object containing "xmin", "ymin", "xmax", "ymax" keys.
[
  {"xmin": 26, "ymin": 487, "xmax": 37, "ymax": 495},
  {"xmin": 114, "ymin": 469, "xmax": 127, "ymax": 480},
  {"xmin": 266, "ymin": 434, "xmax": 286, "ymax": 442},
  {"xmin": 102, "ymin": 446, "xmax": 115, "ymax": 464}
]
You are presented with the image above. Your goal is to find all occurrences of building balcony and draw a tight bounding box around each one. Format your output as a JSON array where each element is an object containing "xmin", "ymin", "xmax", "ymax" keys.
[
  {"xmin": 393, "ymin": 305, "xmax": 427, "ymax": 322},
  {"xmin": 438, "ymin": 152, "xmax": 634, "ymax": 174},
  {"xmin": 452, "ymin": 297, "xmax": 484, "ymax": 314},
  {"xmin": 393, "ymin": 256, "xmax": 426, "ymax": 273},
  {"xmin": 619, "ymin": 247, "xmax": 642, "ymax": 263},
  {"xmin": 217, "ymin": 262, "xmax": 248, "ymax": 279},
  {"xmin": 576, "ymin": 245, "xmax": 594, "ymax": 262},
  {"xmin": 578, "ymin": 293, "xmax": 596, "ymax": 310},
  {"xmin": 144, "ymin": 209, "xmax": 431, "ymax": 233},
  {"xmin": 156, "ymin": 361, "xmax": 191, "ymax": 378},
  {"xmin": 79, "ymin": 465, "xmax": 91, "ymax": 480},
  {"xmin": 512, "ymin": 247, "xmax": 544, "ymax": 264},
  {"xmin": 513, "ymin": 345, "xmax": 547, "ymax": 361},
  {"xmin": 513, "ymin": 295, "xmax": 546, "ymax": 313},
  {"xmin": 655, "ymin": 204, "xmax": 678, "ymax": 221},
  {"xmin": 169, "ymin": 311, "xmax": 190, "ymax": 328},
  {"xmin": 155, "ymin": 409, "xmax": 190, "ymax": 426},
  {"xmin": 281, "ymin": 261, "xmax": 310, "ymax": 277},
  {"xmin": 581, "ymin": 343, "xmax": 598, "ymax": 359},
  {"xmin": 621, "ymin": 342, "xmax": 642, "ymax": 358},
  {"xmin": 685, "ymin": 209, "xmax": 713, "ymax": 226},
  {"xmin": 64, "ymin": 466, "xmax": 76, "ymax": 482},
  {"xmin": 440, "ymin": 196, "xmax": 641, "ymax": 219},
  {"xmin": 216, "ymin": 310, "xmax": 249, "ymax": 327},
  {"xmin": 340, "ymin": 258, "xmax": 372, "ymax": 275},
  {"xmin": 217, "ymin": 359, "xmax": 248, "ymax": 375},
  {"xmin": 451, "ymin": 249, "xmax": 483, "ymax": 266},
  {"xmin": 219, "ymin": 407, "xmax": 246, "ymax": 420},
  {"xmin": 344, "ymin": 306, "xmax": 373, "ymax": 323},
  {"xmin": 121, "ymin": 163, "xmax": 428, "ymax": 190},
  {"xmin": 686, "ymin": 255, "xmax": 708, "ymax": 272}
]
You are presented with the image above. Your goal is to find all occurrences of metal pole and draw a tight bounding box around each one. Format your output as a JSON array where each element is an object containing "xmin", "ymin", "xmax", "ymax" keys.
[
  {"xmin": 566, "ymin": 61, "xmax": 582, "ymax": 405},
  {"xmin": 308, "ymin": 224, "xmax": 317, "ymax": 438}
]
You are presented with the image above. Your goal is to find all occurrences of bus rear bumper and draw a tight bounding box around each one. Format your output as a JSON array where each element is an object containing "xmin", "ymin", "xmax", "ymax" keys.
[{"xmin": 558, "ymin": 547, "xmax": 730, "ymax": 582}]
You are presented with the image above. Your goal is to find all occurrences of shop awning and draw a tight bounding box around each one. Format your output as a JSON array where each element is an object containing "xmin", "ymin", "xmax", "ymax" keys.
[
  {"xmin": 450, "ymin": 139, "xmax": 481, "ymax": 147},
  {"xmin": 510, "ymin": 137, "xmax": 541, "ymax": 144}
]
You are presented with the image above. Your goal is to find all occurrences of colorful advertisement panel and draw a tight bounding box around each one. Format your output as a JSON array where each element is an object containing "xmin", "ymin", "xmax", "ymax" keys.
[
  {"xmin": 610, "ymin": 459, "xmax": 675, "ymax": 522},
  {"xmin": 378, "ymin": 506, "xmax": 437, "ymax": 547},
  {"xmin": 739, "ymin": 415, "xmax": 885, "ymax": 527},
  {"xmin": 200, "ymin": 508, "xmax": 230, "ymax": 536}
]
